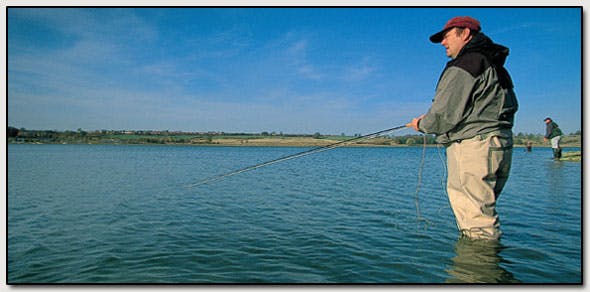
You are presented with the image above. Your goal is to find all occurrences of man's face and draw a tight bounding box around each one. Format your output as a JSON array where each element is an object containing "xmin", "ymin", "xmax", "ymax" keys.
[{"xmin": 441, "ymin": 28, "xmax": 470, "ymax": 59}]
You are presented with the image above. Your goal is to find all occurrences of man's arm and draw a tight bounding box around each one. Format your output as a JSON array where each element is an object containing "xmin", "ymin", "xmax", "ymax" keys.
[{"xmin": 417, "ymin": 67, "xmax": 476, "ymax": 135}]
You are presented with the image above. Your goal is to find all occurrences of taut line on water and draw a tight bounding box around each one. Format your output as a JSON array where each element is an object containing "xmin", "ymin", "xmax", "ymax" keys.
[
  {"xmin": 188, "ymin": 124, "xmax": 407, "ymax": 187},
  {"xmin": 414, "ymin": 134, "xmax": 432, "ymax": 226}
]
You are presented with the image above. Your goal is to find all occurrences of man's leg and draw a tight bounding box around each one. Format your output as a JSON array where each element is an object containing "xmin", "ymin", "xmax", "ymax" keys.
[
  {"xmin": 551, "ymin": 136, "xmax": 562, "ymax": 159},
  {"xmin": 446, "ymin": 135, "xmax": 512, "ymax": 240}
]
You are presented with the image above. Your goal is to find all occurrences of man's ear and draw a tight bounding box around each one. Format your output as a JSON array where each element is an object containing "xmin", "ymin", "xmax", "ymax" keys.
[{"xmin": 461, "ymin": 28, "xmax": 473, "ymax": 41}]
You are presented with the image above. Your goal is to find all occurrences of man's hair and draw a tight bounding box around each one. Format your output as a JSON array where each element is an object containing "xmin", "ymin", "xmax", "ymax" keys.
[{"xmin": 455, "ymin": 27, "xmax": 479, "ymax": 38}]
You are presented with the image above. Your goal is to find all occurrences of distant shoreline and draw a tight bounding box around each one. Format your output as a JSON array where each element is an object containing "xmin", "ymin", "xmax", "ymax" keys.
[
  {"xmin": 7, "ymin": 139, "xmax": 581, "ymax": 148},
  {"xmin": 7, "ymin": 128, "xmax": 582, "ymax": 148}
]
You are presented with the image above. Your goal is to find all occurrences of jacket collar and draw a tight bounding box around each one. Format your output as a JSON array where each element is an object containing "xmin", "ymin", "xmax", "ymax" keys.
[{"xmin": 455, "ymin": 32, "xmax": 510, "ymax": 67}]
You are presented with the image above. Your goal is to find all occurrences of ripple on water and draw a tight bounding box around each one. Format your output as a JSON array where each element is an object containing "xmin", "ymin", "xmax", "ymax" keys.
[{"xmin": 8, "ymin": 145, "xmax": 581, "ymax": 283}]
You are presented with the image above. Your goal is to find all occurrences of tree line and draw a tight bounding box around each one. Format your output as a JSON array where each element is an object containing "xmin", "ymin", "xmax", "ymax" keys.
[{"xmin": 7, "ymin": 126, "xmax": 581, "ymax": 146}]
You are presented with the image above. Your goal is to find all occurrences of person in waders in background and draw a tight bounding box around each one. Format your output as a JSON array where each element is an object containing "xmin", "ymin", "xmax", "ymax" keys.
[
  {"xmin": 543, "ymin": 117, "xmax": 563, "ymax": 159},
  {"xmin": 407, "ymin": 16, "xmax": 518, "ymax": 241}
]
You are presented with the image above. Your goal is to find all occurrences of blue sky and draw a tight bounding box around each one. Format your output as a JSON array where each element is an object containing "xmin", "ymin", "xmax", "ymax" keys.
[{"xmin": 7, "ymin": 7, "xmax": 582, "ymax": 135}]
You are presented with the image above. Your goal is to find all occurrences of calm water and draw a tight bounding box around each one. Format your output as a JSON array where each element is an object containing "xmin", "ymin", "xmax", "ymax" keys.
[{"xmin": 7, "ymin": 144, "xmax": 581, "ymax": 283}]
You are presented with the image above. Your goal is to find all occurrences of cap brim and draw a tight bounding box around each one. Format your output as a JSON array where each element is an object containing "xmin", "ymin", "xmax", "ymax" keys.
[{"xmin": 429, "ymin": 29, "xmax": 448, "ymax": 43}]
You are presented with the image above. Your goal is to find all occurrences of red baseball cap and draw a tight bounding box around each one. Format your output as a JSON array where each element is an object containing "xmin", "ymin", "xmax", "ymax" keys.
[{"xmin": 429, "ymin": 16, "xmax": 481, "ymax": 43}]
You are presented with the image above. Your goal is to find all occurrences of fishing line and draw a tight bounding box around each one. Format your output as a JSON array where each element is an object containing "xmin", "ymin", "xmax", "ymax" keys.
[
  {"xmin": 414, "ymin": 134, "xmax": 432, "ymax": 226},
  {"xmin": 188, "ymin": 124, "xmax": 407, "ymax": 188},
  {"xmin": 413, "ymin": 137, "xmax": 451, "ymax": 223}
]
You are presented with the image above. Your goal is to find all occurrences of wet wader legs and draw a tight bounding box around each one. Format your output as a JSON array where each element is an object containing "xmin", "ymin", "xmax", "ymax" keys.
[
  {"xmin": 552, "ymin": 148, "xmax": 562, "ymax": 159},
  {"xmin": 446, "ymin": 135, "xmax": 513, "ymax": 240},
  {"xmin": 551, "ymin": 136, "xmax": 562, "ymax": 159}
]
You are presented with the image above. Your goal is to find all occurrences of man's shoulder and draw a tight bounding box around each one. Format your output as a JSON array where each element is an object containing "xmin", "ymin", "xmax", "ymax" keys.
[{"xmin": 448, "ymin": 52, "xmax": 492, "ymax": 78}]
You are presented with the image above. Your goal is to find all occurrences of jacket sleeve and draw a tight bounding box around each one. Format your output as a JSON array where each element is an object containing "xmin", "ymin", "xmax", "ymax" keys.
[
  {"xmin": 545, "ymin": 122, "xmax": 559, "ymax": 139},
  {"xmin": 544, "ymin": 124, "xmax": 552, "ymax": 139},
  {"xmin": 418, "ymin": 66, "xmax": 476, "ymax": 135}
]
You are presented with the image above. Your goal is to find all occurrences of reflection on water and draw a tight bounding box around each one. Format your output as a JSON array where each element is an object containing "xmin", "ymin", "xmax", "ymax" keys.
[
  {"xmin": 446, "ymin": 237, "xmax": 520, "ymax": 283},
  {"xmin": 8, "ymin": 145, "xmax": 580, "ymax": 283},
  {"xmin": 547, "ymin": 160, "xmax": 566, "ymax": 200}
]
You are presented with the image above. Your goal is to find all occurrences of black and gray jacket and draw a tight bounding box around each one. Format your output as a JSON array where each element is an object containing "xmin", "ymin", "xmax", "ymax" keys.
[
  {"xmin": 545, "ymin": 121, "xmax": 563, "ymax": 139},
  {"xmin": 419, "ymin": 33, "xmax": 519, "ymax": 144}
]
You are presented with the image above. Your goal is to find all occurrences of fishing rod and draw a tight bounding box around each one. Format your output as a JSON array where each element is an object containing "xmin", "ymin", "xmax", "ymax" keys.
[{"xmin": 188, "ymin": 124, "xmax": 408, "ymax": 187}]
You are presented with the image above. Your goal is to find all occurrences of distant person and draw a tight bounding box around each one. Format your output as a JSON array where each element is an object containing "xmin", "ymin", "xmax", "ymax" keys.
[
  {"xmin": 543, "ymin": 117, "xmax": 563, "ymax": 159},
  {"xmin": 407, "ymin": 16, "xmax": 518, "ymax": 240},
  {"xmin": 525, "ymin": 141, "xmax": 533, "ymax": 152}
]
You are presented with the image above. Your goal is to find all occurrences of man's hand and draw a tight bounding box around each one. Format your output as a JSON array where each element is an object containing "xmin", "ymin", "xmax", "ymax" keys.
[
  {"xmin": 407, "ymin": 115, "xmax": 425, "ymax": 132},
  {"xmin": 544, "ymin": 137, "xmax": 548, "ymax": 143}
]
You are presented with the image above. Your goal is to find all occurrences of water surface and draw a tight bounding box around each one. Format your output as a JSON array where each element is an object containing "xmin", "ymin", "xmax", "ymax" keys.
[{"xmin": 7, "ymin": 144, "xmax": 581, "ymax": 283}]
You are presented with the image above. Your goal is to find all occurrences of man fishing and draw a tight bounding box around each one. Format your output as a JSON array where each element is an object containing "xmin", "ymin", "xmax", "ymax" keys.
[
  {"xmin": 543, "ymin": 117, "xmax": 563, "ymax": 159},
  {"xmin": 407, "ymin": 16, "xmax": 518, "ymax": 240}
]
